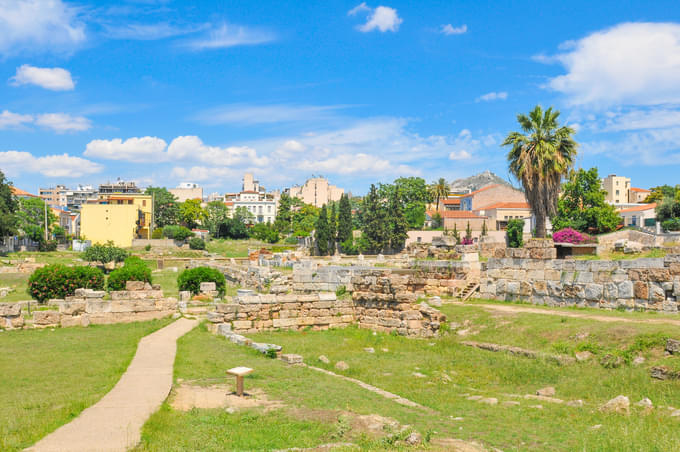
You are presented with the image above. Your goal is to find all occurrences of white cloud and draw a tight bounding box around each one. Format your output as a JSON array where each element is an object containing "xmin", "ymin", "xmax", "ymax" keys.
[
  {"xmin": 168, "ymin": 136, "xmax": 270, "ymax": 167},
  {"xmin": 35, "ymin": 113, "xmax": 91, "ymax": 132},
  {"xmin": 171, "ymin": 166, "xmax": 242, "ymax": 182},
  {"xmin": 599, "ymin": 108, "xmax": 680, "ymax": 132},
  {"xmin": 441, "ymin": 24, "xmax": 467, "ymax": 35},
  {"xmin": 0, "ymin": 110, "xmax": 33, "ymax": 129},
  {"xmin": 349, "ymin": 3, "xmax": 402, "ymax": 33},
  {"xmin": 103, "ymin": 22, "xmax": 202, "ymax": 40},
  {"xmin": 0, "ymin": 150, "xmax": 102, "ymax": 178},
  {"xmin": 195, "ymin": 104, "xmax": 347, "ymax": 125},
  {"xmin": 582, "ymin": 127, "xmax": 680, "ymax": 166},
  {"xmin": 184, "ymin": 23, "xmax": 275, "ymax": 50},
  {"xmin": 85, "ymin": 137, "xmax": 168, "ymax": 162},
  {"xmin": 299, "ymin": 153, "xmax": 394, "ymax": 175},
  {"xmin": 542, "ymin": 22, "xmax": 680, "ymax": 107},
  {"xmin": 0, "ymin": 0, "xmax": 86, "ymax": 56},
  {"xmin": 476, "ymin": 91, "xmax": 508, "ymax": 102},
  {"xmin": 10, "ymin": 65, "xmax": 74, "ymax": 91}
]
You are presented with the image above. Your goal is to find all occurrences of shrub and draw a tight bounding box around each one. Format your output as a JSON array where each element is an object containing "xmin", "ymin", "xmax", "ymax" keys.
[
  {"xmin": 552, "ymin": 227, "xmax": 597, "ymax": 244},
  {"xmin": 144, "ymin": 244, "xmax": 152, "ymax": 251},
  {"xmin": 27, "ymin": 264, "xmax": 105, "ymax": 303},
  {"xmin": 107, "ymin": 257, "xmax": 152, "ymax": 291},
  {"xmin": 284, "ymin": 235, "xmax": 299, "ymax": 245},
  {"xmin": 39, "ymin": 239, "xmax": 58, "ymax": 252},
  {"xmin": 340, "ymin": 238, "xmax": 359, "ymax": 255},
  {"xmin": 188, "ymin": 237, "xmax": 206, "ymax": 250},
  {"xmin": 151, "ymin": 228, "xmax": 163, "ymax": 239},
  {"xmin": 506, "ymin": 219, "xmax": 525, "ymax": 248},
  {"xmin": 662, "ymin": 218, "xmax": 680, "ymax": 231},
  {"xmin": 178, "ymin": 266, "xmax": 226, "ymax": 296},
  {"xmin": 82, "ymin": 242, "xmax": 129, "ymax": 263},
  {"xmin": 461, "ymin": 237, "xmax": 473, "ymax": 245},
  {"xmin": 162, "ymin": 225, "xmax": 194, "ymax": 241}
]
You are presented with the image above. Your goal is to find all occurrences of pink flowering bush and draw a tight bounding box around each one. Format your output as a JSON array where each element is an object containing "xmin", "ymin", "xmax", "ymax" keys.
[
  {"xmin": 461, "ymin": 237, "xmax": 474, "ymax": 245},
  {"xmin": 552, "ymin": 228, "xmax": 597, "ymax": 244}
]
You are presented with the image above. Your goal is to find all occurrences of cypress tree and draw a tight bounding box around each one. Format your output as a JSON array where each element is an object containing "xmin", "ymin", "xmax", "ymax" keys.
[
  {"xmin": 337, "ymin": 194, "xmax": 353, "ymax": 243},
  {"xmin": 452, "ymin": 223, "xmax": 460, "ymax": 244},
  {"xmin": 328, "ymin": 203, "xmax": 337, "ymax": 254},
  {"xmin": 481, "ymin": 220, "xmax": 488, "ymax": 236},
  {"xmin": 315, "ymin": 205, "xmax": 329, "ymax": 256},
  {"xmin": 465, "ymin": 221, "xmax": 472, "ymax": 241},
  {"xmin": 387, "ymin": 188, "xmax": 409, "ymax": 252},
  {"xmin": 361, "ymin": 185, "xmax": 386, "ymax": 253},
  {"xmin": 274, "ymin": 193, "xmax": 293, "ymax": 233}
]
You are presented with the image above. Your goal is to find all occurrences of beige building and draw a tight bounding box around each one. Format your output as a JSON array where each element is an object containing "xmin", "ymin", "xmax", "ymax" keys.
[
  {"xmin": 629, "ymin": 187, "xmax": 651, "ymax": 204},
  {"xmin": 460, "ymin": 184, "xmax": 526, "ymax": 211},
  {"xmin": 602, "ymin": 174, "xmax": 630, "ymax": 205},
  {"xmin": 475, "ymin": 202, "xmax": 532, "ymax": 230},
  {"xmin": 39, "ymin": 185, "xmax": 68, "ymax": 207},
  {"xmin": 81, "ymin": 194, "xmax": 153, "ymax": 247},
  {"xmin": 619, "ymin": 203, "xmax": 657, "ymax": 228},
  {"xmin": 169, "ymin": 182, "xmax": 203, "ymax": 203},
  {"xmin": 288, "ymin": 177, "xmax": 344, "ymax": 208},
  {"xmin": 441, "ymin": 210, "xmax": 489, "ymax": 232}
]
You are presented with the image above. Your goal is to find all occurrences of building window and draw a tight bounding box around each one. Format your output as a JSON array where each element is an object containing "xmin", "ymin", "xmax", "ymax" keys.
[
  {"xmin": 615, "ymin": 190, "xmax": 619, "ymax": 195},
  {"xmin": 142, "ymin": 200, "xmax": 146, "ymax": 206}
]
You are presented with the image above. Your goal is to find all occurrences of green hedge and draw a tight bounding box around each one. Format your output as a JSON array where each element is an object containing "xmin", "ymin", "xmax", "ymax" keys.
[
  {"xmin": 107, "ymin": 257, "xmax": 152, "ymax": 291},
  {"xmin": 507, "ymin": 219, "xmax": 525, "ymax": 248},
  {"xmin": 162, "ymin": 225, "xmax": 193, "ymax": 241},
  {"xmin": 82, "ymin": 242, "xmax": 129, "ymax": 264},
  {"xmin": 188, "ymin": 237, "xmax": 206, "ymax": 250},
  {"xmin": 27, "ymin": 265, "xmax": 105, "ymax": 303},
  {"xmin": 178, "ymin": 267, "xmax": 226, "ymax": 296}
]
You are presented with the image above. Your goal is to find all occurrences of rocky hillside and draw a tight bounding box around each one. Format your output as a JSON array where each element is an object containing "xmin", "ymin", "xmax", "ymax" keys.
[{"xmin": 449, "ymin": 170, "xmax": 513, "ymax": 193}]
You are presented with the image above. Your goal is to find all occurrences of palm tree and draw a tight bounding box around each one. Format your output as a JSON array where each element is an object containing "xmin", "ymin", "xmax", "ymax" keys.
[
  {"xmin": 429, "ymin": 178, "xmax": 449, "ymax": 211},
  {"xmin": 502, "ymin": 105, "xmax": 577, "ymax": 238}
]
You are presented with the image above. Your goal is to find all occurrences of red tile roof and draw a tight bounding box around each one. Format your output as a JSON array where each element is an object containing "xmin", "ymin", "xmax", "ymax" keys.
[
  {"xmin": 441, "ymin": 210, "xmax": 488, "ymax": 219},
  {"xmin": 460, "ymin": 184, "xmax": 501, "ymax": 198},
  {"xmin": 442, "ymin": 198, "xmax": 461, "ymax": 205},
  {"xmin": 479, "ymin": 202, "xmax": 530, "ymax": 210},
  {"xmin": 630, "ymin": 187, "xmax": 650, "ymax": 193},
  {"xmin": 10, "ymin": 186, "xmax": 38, "ymax": 197},
  {"xmin": 619, "ymin": 203, "xmax": 656, "ymax": 213}
]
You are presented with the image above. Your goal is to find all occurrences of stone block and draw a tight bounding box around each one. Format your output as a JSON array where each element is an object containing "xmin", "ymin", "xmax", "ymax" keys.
[
  {"xmin": 206, "ymin": 311, "xmax": 224, "ymax": 323},
  {"xmin": 273, "ymin": 318, "xmax": 298, "ymax": 328},
  {"xmin": 634, "ymin": 282, "xmax": 649, "ymax": 300},
  {"xmin": 86, "ymin": 300, "xmax": 111, "ymax": 314},
  {"xmin": 179, "ymin": 291, "xmax": 191, "ymax": 302},
  {"xmin": 0, "ymin": 303, "xmax": 21, "ymax": 316},
  {"xmin": 617, "ymin": 281, "xmax": 634, "ymax": 299},
  {"xmin": 58, "ymin": 301, "xmax": 86, "ymax": 315},
  {"xmin": 126, "ymin": 280, "xmax": 146, "ymax": 291},
  {"xmin": 232, "ymin": 320, "xmax": 252, "ymax": 330},
  {"xmin": 199, "ymin": 282, "xmax": 217, "ymax": 293},
  {"xmin": 585, "ymin": 284, "xmax": 603, "ymax": 301},
  {"xmin": 60, "ymin": 316, "xmax": 84, "ymax": 328},
  {"xmin": 33, "ymin": 310, "xmax": 60, "ymax": 325},
  {"xmin": 216, "ymin": 303, "xmax": 238, "ymax": 314}
]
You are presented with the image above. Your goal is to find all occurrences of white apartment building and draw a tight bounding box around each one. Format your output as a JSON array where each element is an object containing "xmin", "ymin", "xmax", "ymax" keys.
[
  {"xmin": 602, "ymin": 175, "xmax": 630, "ymax": 205},
  {"xmin": 288, "ymin": 177, "xmax": 344, "ymax": 208},
  {"xmin": 169, "ymin": 182, "xmax": 203, "ymax": 202},
  {"xmin": 224, "ymin": 173, "xmax": 278, "ymax": 224}
]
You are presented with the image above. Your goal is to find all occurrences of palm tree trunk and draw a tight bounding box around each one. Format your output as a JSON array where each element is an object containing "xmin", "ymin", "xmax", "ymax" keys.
[{"xmin": 535, "ymin": 211, "xmax": 546, "ymax": 238}]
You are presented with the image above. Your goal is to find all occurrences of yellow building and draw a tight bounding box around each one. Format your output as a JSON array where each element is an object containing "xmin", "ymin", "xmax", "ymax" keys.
[{"xmin": 80, "ymin": 194, "xmax": 153, "ymax": 247}]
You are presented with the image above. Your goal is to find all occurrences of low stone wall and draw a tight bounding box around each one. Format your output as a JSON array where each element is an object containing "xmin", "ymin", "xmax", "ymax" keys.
[
  {"xmin": 481, "ymin": 254, "xmax": 680, "ymax": 312},
  {"xmin": 0, "ymin": 258, "xmax": 46, "ymax": 274},
  {"xmin": 193, "ymin": 260, "xmax": 292, "ymax": 294},
  {"xmin": 208, "ymin": 292, "xmax": 355, "ymax": 334},
  {"xmin": 1, "ymin": 282, "xmax": 177, "ymax": 330}
]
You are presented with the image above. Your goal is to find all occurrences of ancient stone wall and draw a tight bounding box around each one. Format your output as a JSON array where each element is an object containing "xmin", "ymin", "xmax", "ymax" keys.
[
  {"xmin": 481, "ymin": 254, "xmax": 680, "ymax": 312},
  {"xmin": 1, "ymin": 282, "xmax": 177, "ymax": 330},
  {"xmin": 0, "ymin": 258, "xmax": 46, "ymax": 274},
  {"xmin": 192, "ymin": 260, "xmax": 292, "ymax": 294}
]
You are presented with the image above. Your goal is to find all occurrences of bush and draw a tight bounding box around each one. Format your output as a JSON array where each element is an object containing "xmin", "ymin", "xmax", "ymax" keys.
[
  {"xmin": 662, "ymin": 218, "xmax": 680, "ymax": 231},
  {"xmin": 178, "ymin": 267, "xmax": 226, "ymax": 296},
  {"xmin": 82, "ymin": 242, "xmax": 129, "ymax": 263},
  {"xmin": 506, "ymin": 219, "xmax": 525, "ymax": 248},
  {"xmin": 144, "ymin": 244, "xmax": 152, "ymax": 251},
  {"xmin": 107, "ymin": 257, "xmax": 152, "ymax": 291},
  {"xmin": 188, "ymin": 237, "xmax": 206, "ymax": 250},
  {"xmin": 284, "ymin": 235, "xmax": 299, "ymax": 245},
  {"xmin": 162, "ymin": 225, "xmax": 194, "ymax": 241},
  {"xmin": 151, "ymin": 228, "xmax": 163, "ymax": 239},
  {"xmin": 39, "ymin": 239, "xmax": 58, "ymax": 252},
  {"xmin": 552, "ymin": 227, "xmax": 598, "ymax": 244},
  {"xmin": 340, "ymin": 238, "xmax": 359, "ymax": 255},
  {"xmin": 27, "ymin": 264, "xmax": 105, "ymax": 303}
]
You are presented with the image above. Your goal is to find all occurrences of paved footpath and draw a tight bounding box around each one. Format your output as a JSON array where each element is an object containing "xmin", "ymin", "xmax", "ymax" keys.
[{"xmin": 27, "ymin": 318, "xmax": 198, "ymax": 452}]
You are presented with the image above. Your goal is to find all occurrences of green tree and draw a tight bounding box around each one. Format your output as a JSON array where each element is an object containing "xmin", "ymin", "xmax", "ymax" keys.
[
  {"xmin": 315, "ymin": 205, "xmax": 330, "ymax": 256},
  {"xmin": 16, "ymin": 197, "xmax": 56, "ymax": 242},
  {"xmin": 450, "ymin": 223, "xmax": 460, "ymax": 244},
  {"xmin": 386, "ymin": 188, "xmax": 408, "ymax": 252},
  {"xmin": 145, "ymin": 187, "xmax": 179, "ymax": 228},
  {"xmin": 379, "ymin": 177, "xmax": 431, "ymax": 229},
  {"xmin": 552, "ymin": 167, "xmax": 621, "ymax": 233},
  {"xmin": 0, "ymin": 170, "xmax": 18, "ymax": 238},
  {"xmin": 233, "ymin": 206, "xmax": 255, "ymax": 225},
  {"xmin": 274, "ymin": 193, "xmax": 293, "ymax": 233},
  {"xmin": 337, "ymin": 194, "xmax": 353, "ymax": 243},
  {"xmin": 481, "ymin": 220, "xmax": 488, "ymax": 236},
  {"xmin": 404, "ymin": 203, "xmax": 426, "ymax": 230},
  {"xmin": 502, "ymin": 105, "xmax": 578, "ymax": 238},
  {"xmin": 431, "ymin": 212, "xmax": 443, "ymax": 229},
  {"xmin": 291, "ymin": 203, "xmax": 319, "ymax": 234},
  {"xmin": 465, "ymin": 221, "xmax": 472, "ymax": 241},
  {"xmin": 507, "ymin": 219, "xmax": 525, "ymax": 248},
  {"xmin": 361, "ymin": 184, "xmax": 387, "ymax": 253},
  {"xmin": 644, "ymin": 185, "xmax": 677, "ymax": 203},
  {"xmin": 179, "ymin": 199, "xmax": 205, "ymax": 229},
  {"xmin": 203, "ymin": 201, "xmax": 230, "ymax": 236},
  {"xmin": 429, "ymin": 177, "xmax": 449, "ymax": 211},
  {"xmin": 328, "ymin": 203, "xmax": 337, "ymax": 254}
]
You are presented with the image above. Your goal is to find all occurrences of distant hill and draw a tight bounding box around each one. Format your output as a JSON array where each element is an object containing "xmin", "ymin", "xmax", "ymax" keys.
[{"xmin": 449, "ymin": 170, "xmax": 513, "ymax": 193}]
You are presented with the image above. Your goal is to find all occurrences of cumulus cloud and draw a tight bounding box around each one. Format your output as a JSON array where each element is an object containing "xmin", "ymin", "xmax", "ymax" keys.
[
  {"xmin": 184, "ymin": 23, "xmax": 275, "ymax": 50},
  {"xmin": 0, "ymin": 150, "xmax": 102, "ymax": 178},
  {"xmin": 541, "ymin": 22, "xmax": 680, "ymax": 107},
  {"xmin": 440, "ymin": 24, "xmax": 467, "ymax": 35},
  {"xmin": 103, "ymin": 22, "xmax": 202, "ymax": 40},
  {"xmin": 0, "ymin": 110, "xmax": 33, "ymax": 129},
  {"xmin": 168, "ymin": 136, "xmax": 270, "ymax": 166},
  {"xmin": 476, "ymin": 91, "xmax": 508, "ymax": 102},
  {"xmin": 35, "ymin": 113, "xmax": 90, "ymax": 132},
  {"xmin": 0, "ymin": 0, "xmax": 86, "ymax": 56},
  {"xmin": 195, "ymin": 104, "xmax": 347, "ymax": 125},
  {"xmin": 10, "ymin": 65, "xmax": 75, "ymax": 90},
  {"xmin": 349, "ymin": 3, "xmax": 402, "ymax": 33},
  {"xmin": 582, "ymin": 127, "xmax": 680, "ymax": 166},
  {"xmin": 84, "ymin": 136, "xmax": 168, "ymax": 162}
]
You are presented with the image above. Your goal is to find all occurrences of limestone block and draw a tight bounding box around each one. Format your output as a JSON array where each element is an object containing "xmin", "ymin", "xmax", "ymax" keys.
[
  {"xmin": 585, "ymin": 284, "xmax": 603, "ymax": 301},
  {"xmin": 232, "ymin": 320, "xmax": 252, "ymax": 330},
  {"xmin": 86, "ymin": 300, "xmax": 111, "ymax": 314},
  {"xmin": 650, "ymin": 283, "xmax": 665, "ymax": 302},
  {"xmin": 58, "ymin": 301, "xmax": 86, "ymax": 315},
  {"xmin": 506, "ymin": 281, "xmax": 520, "ymax": 295},
  {"xmin": 0, "ymin": 303, "xmax": 21, "ymax": 317},
  {"xmin": 318, "ymin": 292, "xmax": 337, "ymax": 301},
  {"xmin": 199, "ymin": 282, "xmax": 217, "ymax": 293},
  {"xmin": 617, "ymin": 281, "xmax": 634, "ymax": 299},
  {"xmin": 273, "ymin": 318, "xmax": 298, "ymax": 328},
  {"xmin": 33, "ymin": 310, "xmax": 60, "ymax": 325},
  {"xmin": 634, "ymin": 282, "xmax": 649, "ymax": 300},
  {"xmin": 603, "ymin": 282, "xmax": 618, "ymax": 300},
  {"xmin": 206, "ymin": 311, "xmax": 224, "ymax": 323},
  {"xmin": 575, "ymin": 272, "xmax": 594, "ymax": 284},
  {"xmin": 126, "ymin": 281, "xmax": 145, "ymax": 291},
  {"xmin": 60, "ymin": 316, "xmax": 84, "ymax": 328}
]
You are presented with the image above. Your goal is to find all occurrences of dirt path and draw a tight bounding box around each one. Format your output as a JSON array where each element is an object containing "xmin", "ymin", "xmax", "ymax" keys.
[
  {"xmin": 454, "ymin": 302, "xmax": 680, "ymax": 326},
  {"xmin": 26, "ymin": 318, "xmax": 198, "ymax": 452}
]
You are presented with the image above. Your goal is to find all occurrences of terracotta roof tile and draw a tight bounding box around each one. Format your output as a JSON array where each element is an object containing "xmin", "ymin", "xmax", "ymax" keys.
[
  {"xmin": 460, "ymin": 184, "xmax": 501, "ymax": 198},
  {"xmin": 10, "ymin": 186, "xmax": 38, "ymax": 197},
  {"xmin": 479, "ymin": 202, "xmax": 530, "ymax": 210},
  {"xmin": 630, "ymin": 187, "xmax": 650, "ymax": 192},
  {"xmin": 441, "ymin": 210, "xmax": 488, "ymax": 219},
  {"xmin": 619, "ymin": 203, "xmax": 656, "ymax": 213}
]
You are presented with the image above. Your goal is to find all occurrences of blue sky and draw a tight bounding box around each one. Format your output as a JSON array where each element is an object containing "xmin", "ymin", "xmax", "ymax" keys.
[{"xmin": 2, "ymin": 0, "xmax": 680, "ymax": 195}]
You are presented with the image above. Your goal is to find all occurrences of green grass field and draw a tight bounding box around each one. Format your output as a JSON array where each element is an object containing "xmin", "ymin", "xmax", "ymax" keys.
[
  {"xmin": 136, "ymin": 303, "xmax": 680, "ymax": 451},
  {"xmin": 0, "ymin": 319, "xmax": 172, "ymax": 451},
  {"xmin": 0, "ymin": 273, "xmax": 30, "ymax": 302}
]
